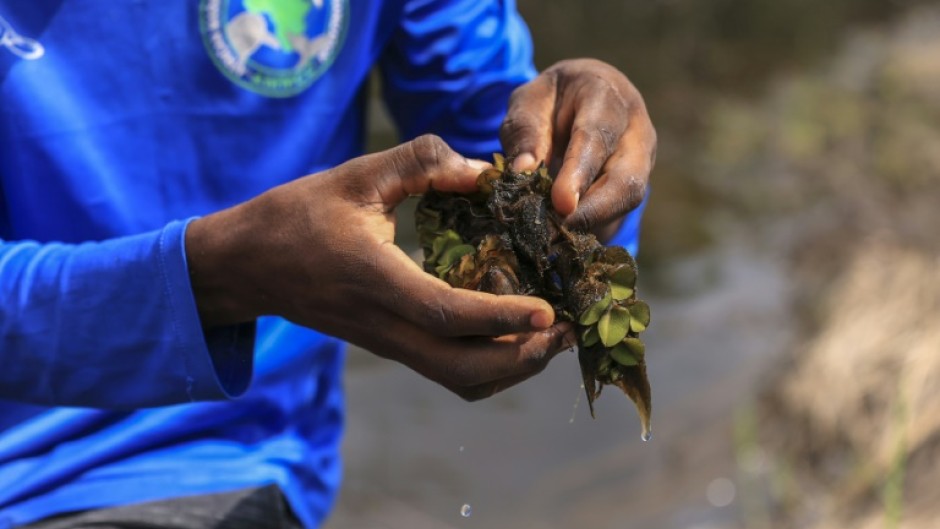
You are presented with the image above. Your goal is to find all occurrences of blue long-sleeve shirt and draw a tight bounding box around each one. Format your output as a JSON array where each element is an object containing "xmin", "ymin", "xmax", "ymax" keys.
[{"xmin": 0, "ymin": 1, "xmax": 643, "ymax": 528}]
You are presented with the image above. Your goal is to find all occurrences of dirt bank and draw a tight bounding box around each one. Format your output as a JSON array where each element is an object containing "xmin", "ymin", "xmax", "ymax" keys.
[{"xmin": 708, "ymin": 7, "xmax": 940, "ymax": 527}]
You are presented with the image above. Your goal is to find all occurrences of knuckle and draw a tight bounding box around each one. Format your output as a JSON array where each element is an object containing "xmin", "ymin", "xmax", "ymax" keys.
[
  {"xmin": 409, "ymin": 134, "xmax": 448, "ymax": 173},
  {"xmin": 507, "ymin": 79, "xmax": 541, "ymax": 108},
  {"xmin": 569, "ymin": 127, "xmax": 592, "ymax": 146},
  {"xmin": 507, "ymin": 84, "xmax": 528, "ymax": 107},
  {"xmin": 575, "ymin": 126, "xmax": 618, "ymax": 157},
  {"xmin": 619, "ymin": 176, "xmax": 647, "ymax": 212},
  {"xmin": 500, "ymin": 112, "xmax": 539, "ymax": 143},
  {"xmin": 420, "ymin": 298, "xmax": 456, "ymax": 333},
  {"xmin": 549, "ymin": 58, "xmax": 585, "ymax": 75},
  {"xmin": 596, "ymin": 126, "xmax": 620, "ymax": 154}
]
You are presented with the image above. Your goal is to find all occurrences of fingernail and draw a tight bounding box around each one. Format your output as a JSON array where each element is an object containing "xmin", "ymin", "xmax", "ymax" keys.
[
  {"xmin": 466, "ymin": 158, "xmax": 491, "ymax": 170},
  {"xmin": 512, "ymin": 153, "xmax": 537, "ymax": 171},
  {"xmin": 530, "ymin": 310, "xmax": 553, "ymax": 329}
]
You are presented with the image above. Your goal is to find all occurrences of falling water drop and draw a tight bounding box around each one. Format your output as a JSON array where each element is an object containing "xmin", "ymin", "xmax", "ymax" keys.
[
  {"xmin": 460, "ymin": 504, "xmax": 472, "ymax": 517},
  {"xmin": 641, "ymin": 428, "xmax": 652, "ymax": 442},
  {"xmin": 706, "ymin": 477, "xmax": 736, "ymax": 507},
  {"xmin": 569, "ymin": 383, "xmax": 583, "ymax": 424},
  {"xmin": 458, "ymin": 445, "xmax": 465, "ymax": 453}
]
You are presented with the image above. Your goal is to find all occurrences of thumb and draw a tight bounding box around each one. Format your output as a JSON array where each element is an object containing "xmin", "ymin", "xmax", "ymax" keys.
[{"xmin": 344, "ymin": 134, "xmax": 490, "ymax": 210}]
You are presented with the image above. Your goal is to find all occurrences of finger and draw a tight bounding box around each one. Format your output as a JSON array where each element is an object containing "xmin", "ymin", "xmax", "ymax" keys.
[
  {"xmin": 397, "ymin": 322, "xmax": 575, "ymax": 394},
  {"xmin": 552, "ymin": 88, "xmax": 630, "ymax": 217},
  {"xmin": 365, "ymin": 239, "xmax": 556, "ymax": 338},
  {"xmin": 345, "ymin": 134, "xmax": 489, "ymax": 209},
  {"xmin": 500, "ymin": 74, "xmax": 558, "ymax": 171},
  {"xmin": 565, "ymin": 119, "xmax": 656, "ymax": 230},
  {"xmin": 454, "ymin": 324, "xmax": 578, "ymax": 401}
]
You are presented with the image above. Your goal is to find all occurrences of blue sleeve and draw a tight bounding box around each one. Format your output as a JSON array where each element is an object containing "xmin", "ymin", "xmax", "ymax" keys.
[
  {"xmin": 0, "ymin": 219, "xmax": 254, "ymax": 408},
  {"xmin": 380, "ymin": 0, "xmax": 647, "ymax": 253},
  {"xmin": 379, "ymin": 0, "xmax": 537, "ymax": 158}
]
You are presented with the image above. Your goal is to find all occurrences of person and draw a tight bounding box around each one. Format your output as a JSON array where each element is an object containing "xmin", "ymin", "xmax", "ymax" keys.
[{"xmin": 0, "ymin": 1, "xmax": 656, "ymax": 528}]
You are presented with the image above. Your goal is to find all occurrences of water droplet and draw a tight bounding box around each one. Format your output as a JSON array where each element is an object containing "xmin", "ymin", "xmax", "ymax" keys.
[
  {"xmin": 641, "ymin": 430, "xmax": 652, "ymax": 442},
  {"xmin": 706, "ymin": 477, "xmax": 736, "ymax": 507},
  {"xmin": 458, "ymin": 445, "xmax": 465, "ymax": 452},
  {"xmin": 569, "ymin": 383, "xmax": 582, "ymax": 424},
  {"xmin": 460, "ymin": 504, "xmax": 472, "ymax": 517}
]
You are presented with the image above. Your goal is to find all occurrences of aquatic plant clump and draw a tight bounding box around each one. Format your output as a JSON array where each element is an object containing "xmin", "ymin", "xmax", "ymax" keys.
[{"xmin": 415, "ymin": 154, "xmax": 652, "ymax": 439}]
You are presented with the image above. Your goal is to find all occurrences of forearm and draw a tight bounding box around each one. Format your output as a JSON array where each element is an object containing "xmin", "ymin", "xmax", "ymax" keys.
[{"xmin": 0, "ymin": 220, "xmax": 254, "ymax": 408}]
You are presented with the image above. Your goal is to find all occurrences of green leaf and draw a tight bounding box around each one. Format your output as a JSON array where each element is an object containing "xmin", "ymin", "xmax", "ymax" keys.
[
  {"xmin": 439, "ymin": 244, "xmax": 475, "ymax": 267},
  {"xmin": 579, "ymin": 292, "xmax": 612, "ymax": 326},
  {"xmin": 581, "ymin": 325, "xmax": 600, "ymax": 347},
  {"xmin": 609, "ymin": 264, "xmax": 637, "ymax": 292},
  {"xmin": 628, "ymin": 300, "xmax": 651, "ymax": 333},
  {"xmin": 598, "ymin": 305, "xmax": 630, "ymax": 347},
  {"xmin": 417, "ymin": 218, "xmax": 440, "ymax": 235},
  {"xmin": 596, "ymin": 355, "xmax": 612, "ymax": 376},
  {"xmin": 493, "ymin": 153, "xmax": 506, "ymax": 171},
  {"xmin": 430, "ymin": 230, "xmax": 462, "ymax": 263},
  {"xmin": 610, "ymin": 284, "xmax": 634, "ymax": 301},
  {"xmin": 610, "ymin": 343, "xmax": 639, "ymax": 367},
  {"xmin": 624, "ymin": 337, "xmax": 645, "ymax": 358}
]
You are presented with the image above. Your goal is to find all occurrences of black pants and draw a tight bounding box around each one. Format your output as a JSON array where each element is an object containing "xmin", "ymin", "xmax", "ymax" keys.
[{"xmin": 19, "ymin": 485, "xmax": 304, "ymax": 529}]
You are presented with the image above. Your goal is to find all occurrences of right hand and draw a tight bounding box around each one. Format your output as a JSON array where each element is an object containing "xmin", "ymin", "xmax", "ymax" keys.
[{"xmin": 186, "ymin": 135, "xmax": 574, "ymax": 400}]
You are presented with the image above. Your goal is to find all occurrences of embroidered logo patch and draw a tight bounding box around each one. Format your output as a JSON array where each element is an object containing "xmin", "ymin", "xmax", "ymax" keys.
[
  {"xmin": 0, "ymin": 13, "xmax": 45, "ymax": 60},
  {"xmin": 200, "ymin": 0, "xmax": 348, "ymax": 98}
]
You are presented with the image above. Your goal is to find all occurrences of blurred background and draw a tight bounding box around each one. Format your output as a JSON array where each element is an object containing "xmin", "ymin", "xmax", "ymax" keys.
[{"xmin": 328, "ymin": 1, "xmax": 940, "ymax": 528}]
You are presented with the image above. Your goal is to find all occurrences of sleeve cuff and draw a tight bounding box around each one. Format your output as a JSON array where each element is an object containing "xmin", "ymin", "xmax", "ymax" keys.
[{"xmin": 160, "ymin": 218, "xmax": 255, "ymax": 401}]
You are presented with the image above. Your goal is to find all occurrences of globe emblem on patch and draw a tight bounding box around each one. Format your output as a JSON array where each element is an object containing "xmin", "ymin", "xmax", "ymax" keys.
[{"xmin": 200, "ymin": 0, "xmax": 348, "ymax": 97}]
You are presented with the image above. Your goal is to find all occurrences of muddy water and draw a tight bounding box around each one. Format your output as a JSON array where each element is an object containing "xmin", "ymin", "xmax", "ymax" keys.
[
  {"xmin": 325, "ymin": 2, "xmax": 927, "ymax": 527},
  {"xmin": 326, "ymin": 236, "xmax": 790, "ymax": 529}
]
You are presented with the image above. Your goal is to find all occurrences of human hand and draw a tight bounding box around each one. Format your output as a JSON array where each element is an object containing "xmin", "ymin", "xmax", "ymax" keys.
[
  {"xmin": 186, "ymin": 135, "xmax": 574, "ymax": 400},
  {"xmin": 500, "ymin": 58, "xmax": 657, "ymax": 236}
]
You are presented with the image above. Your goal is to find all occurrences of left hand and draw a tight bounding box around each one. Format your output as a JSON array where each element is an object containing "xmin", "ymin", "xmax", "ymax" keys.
[{"xmin": 500, "ymin": 59, "xmax": 657, "ymax": 234}]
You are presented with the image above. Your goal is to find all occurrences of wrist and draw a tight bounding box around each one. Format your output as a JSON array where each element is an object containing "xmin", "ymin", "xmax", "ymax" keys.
[{"xmin": 185, "ymin": 202, "xmax": 267, "ymax": 328}]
